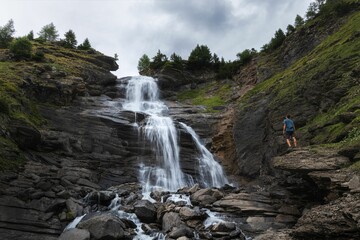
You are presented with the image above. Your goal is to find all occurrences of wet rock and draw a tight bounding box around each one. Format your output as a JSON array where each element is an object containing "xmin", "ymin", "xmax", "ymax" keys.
[
  {"xmin": 213, "ymin": 192, "xmax": 276, "ymax": 215},
  {"xmin": 168, "ymin": 225, "xmax": 194, "ymax": 238},
  {"xmin": 134, "ymin": 200, "xmax": 157, "ymax": 223},
  {"xmin": 162, "ymin": 212, "xmax": 182, "ymax": 232},
  {"xmin": 191, "ymin": 188, "xmax": 224, "ymax": 205},
  {"xmin": 210, "ymin": 222, "xmax": 236, "ymax": 232},
  {"xmin": 77, "ymin": 212, "xmax": 127, "ymax": 240},
  {"xmin": 179, "ymin": 206, "xmax": 207, "ymax": 220},
  {"xmin": 66, "ymin": 198, "xmax": 84, "ymax": 218},
  {"xmin": 58, "ymin": 228, "xmax": 90, "ymax": 240}
]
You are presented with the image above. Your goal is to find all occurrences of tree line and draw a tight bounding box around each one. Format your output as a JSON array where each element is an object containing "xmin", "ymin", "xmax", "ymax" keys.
[
  {"xmin": 138, "ymin": 0, "xmax": 356, "ymax": 78},
  {"xmin": 0, "ymin": 21, "xmax": 93, "ymax": 60}
]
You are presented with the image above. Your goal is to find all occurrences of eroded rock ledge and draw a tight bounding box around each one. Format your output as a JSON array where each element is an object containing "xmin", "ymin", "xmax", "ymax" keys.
[{"xmin": 264, "ymin": 147, "xmax": 360, "ymax": 239}]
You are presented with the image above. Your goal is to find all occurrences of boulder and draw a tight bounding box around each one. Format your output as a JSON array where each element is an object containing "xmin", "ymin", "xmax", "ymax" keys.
[
  {"xmin": 134, "ymin": 200, "xmax": 157, "ymax": 223},
  {"xmin": 162, "ymin": 212, "xmax": 182, "ymax": 232},
  {"xmin": 58, "ymin": 228, "xmax": 90, "ymax": 240},
  {"xmin": 168, "ymin": 225, "xmax": 194, "ymax": 239},
  {"xmin": 179, "ymin": 206, "xmax": 207, "ymax": 220},
  {"xmin": 77, "ymin": 212, "xmax": 126, "ymax": 240}
]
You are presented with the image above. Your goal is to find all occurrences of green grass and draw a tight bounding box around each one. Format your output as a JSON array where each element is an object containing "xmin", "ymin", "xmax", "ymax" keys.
[
  {"xmin": 177, "ymin": 82, "xmax": 232, "ymax": 112},
  {"xmin": 241, "ymin": 11, "xmax": 360, "ymax": 147}
]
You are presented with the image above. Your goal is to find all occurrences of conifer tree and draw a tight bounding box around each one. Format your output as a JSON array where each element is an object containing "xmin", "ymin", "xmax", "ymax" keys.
[
  {"xmin": 78, "ymin": 38, "xmax": 92, "ymax": 50},
  {"xmin": 294, "ymin": 15, "xmax": 305, "ymax": 28},
  {"xmin": 38, "ymin": 23, "xmax": 59, "ymax": 42},
  {"xmin": 63, "ymin": 29, "xmax": 77, "ymax": 48},
  {"xmin": 137, "ymin": 54, "xmax": 150, "ymax": 73},
  {"xmin": 27, "ymin": 30, "xmax": 34, "ymax": 40},
  {"xmin": 0, "ymin": 19, "xmax": 15, "ymax": 48}
]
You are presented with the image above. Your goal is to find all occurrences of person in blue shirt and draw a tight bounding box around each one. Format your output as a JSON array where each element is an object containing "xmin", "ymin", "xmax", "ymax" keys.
[{"xmin": 283, "ymin": 114, "xmax": 297, "ymax": 148}]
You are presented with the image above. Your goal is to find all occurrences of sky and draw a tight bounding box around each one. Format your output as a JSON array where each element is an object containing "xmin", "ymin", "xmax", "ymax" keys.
[{"xmin": 0, "ymin": 0, "xmax": 313, "ymax": 77}]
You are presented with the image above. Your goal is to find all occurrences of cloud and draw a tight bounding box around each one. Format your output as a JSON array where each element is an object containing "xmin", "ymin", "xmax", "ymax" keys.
[{"xmin": 0, "ymin": 0, "xmax": 313, "ymax": 77}]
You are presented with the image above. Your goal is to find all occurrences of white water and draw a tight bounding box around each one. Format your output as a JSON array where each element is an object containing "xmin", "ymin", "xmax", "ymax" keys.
[
  {"xmin": 123, "ymin": 76, "xmax": 228, "ymax": 193},
  {"xmin": 180, "ymin": 122, "xmax": 229, "ymax": 188},
  {"xmin": 63, "ymin": 214, "xmax": 86, "ymax": 231},
  {"xmin": 108, "ymin": 193, "xmax": 165, "ymax": 240}
]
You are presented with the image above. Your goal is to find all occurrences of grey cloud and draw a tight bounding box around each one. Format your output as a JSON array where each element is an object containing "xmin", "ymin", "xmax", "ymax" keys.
[{"xmin": 0, "ymin": 0, "xmax": 313, "ymax": 76}]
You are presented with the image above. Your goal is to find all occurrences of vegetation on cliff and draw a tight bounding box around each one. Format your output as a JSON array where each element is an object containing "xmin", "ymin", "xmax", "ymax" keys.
[{"xmin": 0, "ymin": 23, "xmax": 118, "ymax": 170}]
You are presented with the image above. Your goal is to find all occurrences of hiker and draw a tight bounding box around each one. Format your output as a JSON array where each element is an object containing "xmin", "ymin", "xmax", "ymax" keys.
[{"xmin": 283, "ymin": 114, "xmax": 297, "ymax": 148}]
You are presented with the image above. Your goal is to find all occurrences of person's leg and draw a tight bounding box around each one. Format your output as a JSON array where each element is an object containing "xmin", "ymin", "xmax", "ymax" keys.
[
  {"xmin": 286, "ymin": 132, "xmax": 292, "ymax": 147},
  {"xmin": 286, "ymin": 138, "xmax": 292, "ymax": 147},
  {"xmin": 293, "ymin": 137, "xmax": 297, "ymax": 147}
]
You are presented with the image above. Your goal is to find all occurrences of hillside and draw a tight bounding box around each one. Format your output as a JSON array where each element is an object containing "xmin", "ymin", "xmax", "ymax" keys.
[
  {"xmin": 0, "ymin": 42, "xmax": 118, "ymax": 171},
  {"xmin": 0, "ymin": 1, "xmax": 359, "ymax": 239},
  {"xmin": 170, "ymin": 3, "xmax": 360, "ymax": 178}
]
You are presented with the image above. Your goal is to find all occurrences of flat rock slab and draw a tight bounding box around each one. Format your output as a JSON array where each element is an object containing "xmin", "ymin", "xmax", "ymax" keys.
[{"xmin": 273, "ymin": 148, "xmax": 350, "ymax": 173}]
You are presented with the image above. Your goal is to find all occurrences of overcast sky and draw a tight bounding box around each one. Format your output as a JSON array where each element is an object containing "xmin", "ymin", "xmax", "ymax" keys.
[{"xmin": 1, "ymin": 0, "xmax": 312, "ymax": 77}]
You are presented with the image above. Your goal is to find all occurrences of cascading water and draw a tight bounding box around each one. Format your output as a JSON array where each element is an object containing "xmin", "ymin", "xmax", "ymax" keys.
[
  {"xmin": 180, "ymin": 122, "xmax": 229, "ymax": 187},
  {"xmin": 123, "ymin": 76, "xmax": 228, "ymax": 193}
]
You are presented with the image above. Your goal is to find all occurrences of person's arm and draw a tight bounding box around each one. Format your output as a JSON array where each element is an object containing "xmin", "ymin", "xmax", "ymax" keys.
[{"xmin": 283, "ymin": 123, "xmax": 286, "ymax": 135}]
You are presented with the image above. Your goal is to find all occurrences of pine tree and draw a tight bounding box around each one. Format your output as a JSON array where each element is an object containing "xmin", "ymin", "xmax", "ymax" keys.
[
  {"xmin": 137, "ymin": 54, "xmax": 150, "ymax": 73},
  {"xmin": 63, "ymin": 29, "xmax": 77, "ymax": 48},
  {"xmin": 27, "ymin": 30, "xmax": 34, "ymax": 40},
  {"xmin": 38, "ymin": 23, "xmax": 59, "ymax": 42},
  {"xmin": 78, "ymin": 38, "xmax": 92, "ymax": 50},
  {"xmin": 188, "ymin": 44, "xmax": 212, "ymax": 70},
  {"xmin": 0, "ymin": 19, "xmax": 15, "ymax": 48},
  {"xmin": 294, "ymin": 15, "xmax": 305, "ymax": 28}
]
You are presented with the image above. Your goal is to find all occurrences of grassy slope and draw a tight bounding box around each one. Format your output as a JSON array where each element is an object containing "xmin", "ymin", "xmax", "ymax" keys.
[
  {"xmin": 177, "ymin": 81, "xmax": 233, "ymax": 112},
  {"xmin": 0, "ymin": 42, "xmax": 109, "ymax": 170},
  {"xmin": 243, "ymin": 10, "xmax": 360, "ymax": 162}
]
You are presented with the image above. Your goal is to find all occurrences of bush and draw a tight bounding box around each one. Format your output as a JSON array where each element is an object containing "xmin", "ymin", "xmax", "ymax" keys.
[
  {"xmin": 9, "ymin": 37, "xmax": 32, "ymax": 59},
  {"xmin": 0, "ymin": 97, "xmax": 10, "ymax": 114},
  {"xmin": 236, "ymin": 48, "xmax": 257, "ymax": 66},
  {"xmin": 32, "ymin": 49, "xmax": 45, "ymax": 62}
]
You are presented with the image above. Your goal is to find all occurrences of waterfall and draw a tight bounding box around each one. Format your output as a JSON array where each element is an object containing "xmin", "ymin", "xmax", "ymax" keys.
[
  {"xmin": 123, "ymin": 76, "xmax": 228, "ymax": 193},
  {"xmin": 180, "ymin": 122, "xmax": 229, "ymax": 188}
]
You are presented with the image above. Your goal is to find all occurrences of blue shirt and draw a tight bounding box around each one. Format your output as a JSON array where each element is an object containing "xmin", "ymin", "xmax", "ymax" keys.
[{"xmin": 283, "ymin": 118, "xmax": 294, "ymax": 131}]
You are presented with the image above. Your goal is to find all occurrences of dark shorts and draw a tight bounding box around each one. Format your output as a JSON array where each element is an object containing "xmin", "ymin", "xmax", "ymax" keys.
[{"xmin": 285, "ymin": 131, "xmax": 294, "ymax": 139}]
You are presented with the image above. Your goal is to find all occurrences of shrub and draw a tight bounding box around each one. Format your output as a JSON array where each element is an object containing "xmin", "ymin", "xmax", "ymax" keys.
[
  {"xmin": 32, "ymin": 49, "xmax": 45, "ymax": 62},
  {"xmin": 0, "ymin": 97, "xmax": 10, "ymax": 114},
  {"xmin": 9, "ymin": 37, "xmax": 32, "ymax": 59},
  {"xmin": 236, "ymin": 48, "xmax": 257, "ymax": 66}
]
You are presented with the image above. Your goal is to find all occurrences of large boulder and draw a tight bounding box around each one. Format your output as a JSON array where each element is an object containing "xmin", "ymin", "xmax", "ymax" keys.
[
  {"xmin": 134, "ymin": 200, "xmax": 157, "ymax": 223},
  {"xmin": 58, "ymin": 228, "xmax": 90, "ymax": 240},
  {"xmin": 77, "ymin": 212, "xmax": 127, "ymax": 239}
]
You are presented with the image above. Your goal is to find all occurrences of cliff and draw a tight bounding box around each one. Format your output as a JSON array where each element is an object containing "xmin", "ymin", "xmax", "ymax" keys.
[{"xmin": 155, "ymin": 3, "xmax": 360, "ymax": 239}]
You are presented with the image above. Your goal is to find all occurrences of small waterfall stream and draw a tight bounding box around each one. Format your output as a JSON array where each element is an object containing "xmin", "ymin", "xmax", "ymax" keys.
[{"xmin": 122, "ymin": 76, "xmax": 228, "ymax": 193}]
